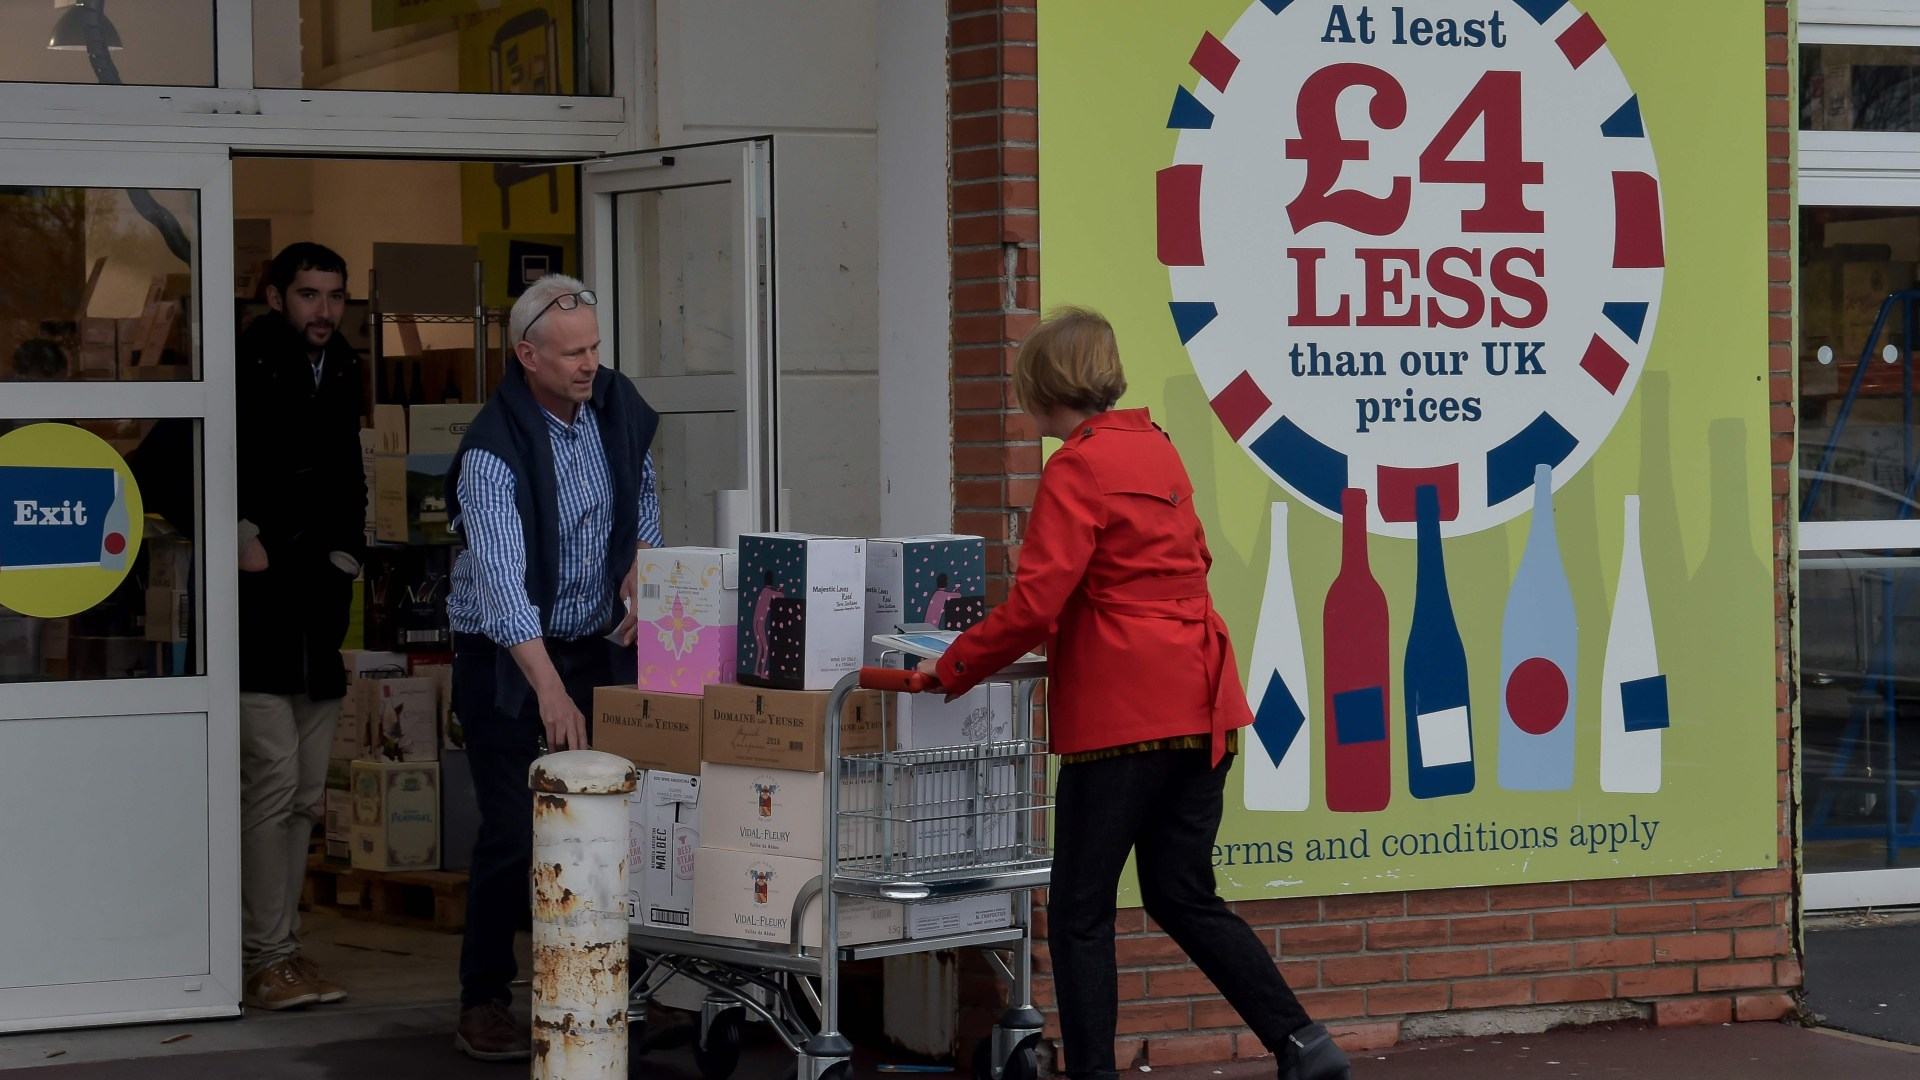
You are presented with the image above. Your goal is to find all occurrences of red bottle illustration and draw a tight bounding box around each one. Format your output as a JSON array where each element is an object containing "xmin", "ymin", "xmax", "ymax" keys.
[{"xmin": 1323, "ymin": 488, "xmax": 1391, "ymax": 812}]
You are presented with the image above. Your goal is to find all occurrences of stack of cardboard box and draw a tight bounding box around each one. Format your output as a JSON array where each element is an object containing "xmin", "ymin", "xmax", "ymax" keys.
[
  {"xmin": 371, "ymin": 403, "xmax": 481, "ymax": 547},
  {"xmin": 328, "ymin": 649, "xmax": 460, "ymax": 873},
  {"xmin": 589, "ymin": 534, "xmax": 1012, "ymax": 949}
]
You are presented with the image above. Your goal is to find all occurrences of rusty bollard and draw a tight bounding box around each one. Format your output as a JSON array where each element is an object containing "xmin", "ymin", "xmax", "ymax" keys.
[{"xmin": 529, "ymin": 750, "xmax": 637, "ymax": 1079}]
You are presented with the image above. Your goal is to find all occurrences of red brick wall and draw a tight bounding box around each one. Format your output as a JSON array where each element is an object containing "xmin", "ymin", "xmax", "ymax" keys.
[{"xmin": 945, "ymin": 0, "xmax": 1800, "ymax": 1069}]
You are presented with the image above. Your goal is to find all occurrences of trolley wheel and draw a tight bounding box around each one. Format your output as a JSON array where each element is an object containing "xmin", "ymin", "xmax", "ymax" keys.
[
  {"xmin": 820, "ymin": 1063, "xmax": 853, "ymax": 1080},
  {"xmin": 972, "ymin": 1035, "xmax": 1040, "ymax": 1080},
  {"xmin": 693, "ymin": 1008, "xmax": 744, "ymax": 1080}
]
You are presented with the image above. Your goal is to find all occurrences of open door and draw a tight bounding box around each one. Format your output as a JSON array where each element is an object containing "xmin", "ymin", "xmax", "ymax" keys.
[{"xmin": 582, "ymin": 138, "xmax": 778, "ymax": 545}]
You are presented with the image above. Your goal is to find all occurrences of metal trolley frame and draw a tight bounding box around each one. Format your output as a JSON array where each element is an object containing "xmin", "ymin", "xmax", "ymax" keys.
[{"xmin": 629, "ymin": 657, "xmax": 1052, "ymax": 1080}]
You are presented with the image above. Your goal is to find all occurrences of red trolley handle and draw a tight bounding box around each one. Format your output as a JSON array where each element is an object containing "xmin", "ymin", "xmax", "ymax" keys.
[{"xmin": 859, "ymin": 666, "xmax": 940, "ymax": 694}]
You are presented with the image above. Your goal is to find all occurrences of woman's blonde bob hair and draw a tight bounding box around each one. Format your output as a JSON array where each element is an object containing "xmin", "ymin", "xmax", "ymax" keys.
[{"xmin": 1012, "ymin": 306, "xmax": 1128, "ymax": 416}]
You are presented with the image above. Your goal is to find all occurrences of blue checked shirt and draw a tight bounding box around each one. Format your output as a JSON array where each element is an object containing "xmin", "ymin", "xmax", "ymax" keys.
[{"xmin": 447, "ymin": 401, "xmax": 661, "ymax": 646}]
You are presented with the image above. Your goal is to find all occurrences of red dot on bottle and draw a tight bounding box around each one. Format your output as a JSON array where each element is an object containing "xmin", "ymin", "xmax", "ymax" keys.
[
  {"xmin": 1506, "ymin": 657, "xmax": 1569, "ymax": 736},
  {"xmin": 104, "ymin": 533, "xmax": 126, "ymax": 556}
]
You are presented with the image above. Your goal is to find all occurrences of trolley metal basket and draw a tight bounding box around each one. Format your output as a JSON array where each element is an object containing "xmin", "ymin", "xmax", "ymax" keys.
[{"xmin": 629, "ymin": 654, "xmax": 1052, "ymax": 1080}]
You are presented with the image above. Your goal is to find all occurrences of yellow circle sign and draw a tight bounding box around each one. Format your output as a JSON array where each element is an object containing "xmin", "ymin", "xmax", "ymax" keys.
[{"xmin": 0, "ymin": 423, "xmax": 144, "ymax": 618}]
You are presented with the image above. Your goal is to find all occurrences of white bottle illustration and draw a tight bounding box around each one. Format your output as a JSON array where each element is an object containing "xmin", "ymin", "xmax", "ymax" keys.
[
  {"xmin": 1601, "ymin": 495, "xmax": 1666, "ymax": 793},
  {"xmin": 1243, "ymin": 501, "xmax": 1311, "ymax": 812}
]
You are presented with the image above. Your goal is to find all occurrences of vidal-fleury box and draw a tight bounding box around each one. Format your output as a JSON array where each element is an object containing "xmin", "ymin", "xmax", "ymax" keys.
[
  {"xmin": 737, "ymin": 534, "xmax": 866, "ymax": 690},
  {"xmin": 593, "ymin": 687, "xmax": 702, "ymax": 776},
  {"xmin": 628, "ymin": 770, "xmax": 699, "ymax": 930},
  {"xmin": 634, "ymin": 548, "xmax": 739, "ymax": 694},
  {"xmin": 698, "ymin": 761, "xmax": 898, "ymax": 862},
  {"xmin": 863, "ymin": 535, "xmax": 988, "ymax": 664},
  {"xmin": 691, "ymin": 846, "xmax": 903, "ymax": 949},
  {"xmin": 371, "ymin": 676, "xmax": 439, "ymax": 762},
  {"xmin": 349, "ymin": 759, "xmax": 440, "ymax": 871},
  {"xmin": 701, "ymin": 683, "xmax": 888, "ymax": 772}
]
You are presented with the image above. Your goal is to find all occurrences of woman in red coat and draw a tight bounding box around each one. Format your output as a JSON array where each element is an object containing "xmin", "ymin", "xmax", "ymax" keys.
[{"xmin": 922, "ymin": 309, "xmax": 1349, "ymax": 1080}]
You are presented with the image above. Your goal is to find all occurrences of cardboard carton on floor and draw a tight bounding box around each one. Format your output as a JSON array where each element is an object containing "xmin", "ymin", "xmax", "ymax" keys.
[
  {"xmin": 701, "ymin": 683, "xmax": 888, "ymax": 772},
  {"xmin": 864, "ymin": 535, "xmax": 986, "ymax": 664},
  {"xmin": 736, "ymin": 534, "xmax": 866, "ymax": 690},
  {"xmin": 629, "ymin": 770, "xmax": 700, "ymax": 930},
  {"xmin": 691, "ymin": 846, "xmax": 902, "ymax": 949},
  {"xmin": 593, "ymin": 687, "xmax": 701, "ymax": 775},
  {"xmin": 905, "ymin": 893, "xmax": 1014, "ymax": 940},
  {"xmin": 408, "ymin": 404, "xmax": 481, "ymax": 455},
  {"xmin": 336, "ymin": 650, "xmax": 409, "ymax": 759},
  {"xmin": 349, "ymin": 759, "xmax": 440, "ymax": 871},
  {"xmin": 634, "ymin": 547, "xmax": 739, "ymax": 694},
  {"xmin": 372, "ymin": 677, "xmax": 439, "ymax": 762},
  {"xmin": 697, "ymin": 761, "xmax": 899, "ymax": 861}
]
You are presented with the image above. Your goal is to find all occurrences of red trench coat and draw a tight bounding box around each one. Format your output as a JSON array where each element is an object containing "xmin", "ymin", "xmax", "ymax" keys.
[{"xmin": 936, "ymin": 408, "xmax": 1255, "ymax": 761}]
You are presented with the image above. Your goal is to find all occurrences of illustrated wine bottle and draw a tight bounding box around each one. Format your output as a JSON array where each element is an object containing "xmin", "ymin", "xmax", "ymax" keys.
[
  {"xmin": 1602, "ymin": 495, "xmax": 1667, "ymax": 792},
  {"xmin": 1323, "ymin": 488, "xmax": 1391, "ymax": 813},
  {"xmin": 1498, "ymin": 464, "xmax": 1578, "ymax": 791},
  {"xmin": 1243, "ymin": 501, "xmax": 1311, "ymax": 812},
  {"xmin": 1404, "ymin": 485, "xmax": 1475, "ymax": 798}
]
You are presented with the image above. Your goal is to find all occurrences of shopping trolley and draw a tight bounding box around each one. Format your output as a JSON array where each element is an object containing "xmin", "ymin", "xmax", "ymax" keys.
[{"xmin": 629, "ymin": 651, "xmax": 1052, "ymax": 1080}]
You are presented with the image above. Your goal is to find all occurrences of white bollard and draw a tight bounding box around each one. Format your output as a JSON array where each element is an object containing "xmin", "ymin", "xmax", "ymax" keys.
[{"xmin": 528, "ymin": 750, "xmax": 637, "ymax": 1079}]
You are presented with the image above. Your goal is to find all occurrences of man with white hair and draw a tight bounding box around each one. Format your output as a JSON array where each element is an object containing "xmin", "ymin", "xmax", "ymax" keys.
[{"xmin": 442, "ymin": 274, "xmax": 660, "ymax": 1060}]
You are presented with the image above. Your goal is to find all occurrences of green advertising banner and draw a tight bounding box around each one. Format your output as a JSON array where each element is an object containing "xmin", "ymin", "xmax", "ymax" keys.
[{"xmin": 1038, "ymin": 0, "xmax": 1777, "ymax": 899}]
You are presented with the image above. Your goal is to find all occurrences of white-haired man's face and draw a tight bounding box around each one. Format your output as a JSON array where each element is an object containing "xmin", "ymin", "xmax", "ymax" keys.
[{"xmin": 516, "ymin": 303, "xmax": 600, "ymax": 413}]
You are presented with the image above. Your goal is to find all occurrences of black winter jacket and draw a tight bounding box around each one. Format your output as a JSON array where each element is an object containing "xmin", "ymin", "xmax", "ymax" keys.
[{"xmin": 235, "ymin": 312, "xmax": 366, "ymax": 699}]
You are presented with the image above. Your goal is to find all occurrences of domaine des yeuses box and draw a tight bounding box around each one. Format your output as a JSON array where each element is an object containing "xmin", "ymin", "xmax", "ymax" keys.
[
  {"xmin": 736, "ymin": 534, "xmax": 866, "ymax": 690},
  {"xmin": 863, "ymin": 535, "xmax": 987, "ymax": 665},
  {"xmin": 634, "ymin": 547, "xmax": 739, "ymax": 694}
]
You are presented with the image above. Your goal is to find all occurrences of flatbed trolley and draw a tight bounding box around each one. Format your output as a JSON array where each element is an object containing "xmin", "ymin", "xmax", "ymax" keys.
[{"xmin": 629, "ymin": 654, "xmax": 1052, "ymax": 1080}]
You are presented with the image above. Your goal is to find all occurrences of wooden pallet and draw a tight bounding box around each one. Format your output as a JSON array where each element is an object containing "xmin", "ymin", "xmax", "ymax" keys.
[{"xmin": 303, "ymin": 855, "xmax": 468, "ymax": 933}]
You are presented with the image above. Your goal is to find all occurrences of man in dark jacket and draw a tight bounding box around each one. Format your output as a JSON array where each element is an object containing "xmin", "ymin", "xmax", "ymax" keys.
[
  {"xmin": 235, "ymin": 242, "xmax": 366, "ymax": 1011},
  {"xmin": 442, "ymin": 273, "xmax": 659, "ymax": 1060}
]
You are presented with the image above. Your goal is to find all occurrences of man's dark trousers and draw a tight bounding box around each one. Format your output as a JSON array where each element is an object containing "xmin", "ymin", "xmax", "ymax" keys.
[{"xmin": 453, "ymin": 634, "xmax": 612, "ymax": 1008}]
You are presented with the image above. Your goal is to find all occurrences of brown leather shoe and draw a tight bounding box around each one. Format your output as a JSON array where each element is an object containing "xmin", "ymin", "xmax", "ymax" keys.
[
  {"xmin": 243, "ymin": 959, "xmax": 319, "ymax": 1011},
  {"xmin": 455, "ymin": 1002, "xmax": 531, "ymax": 1062},
  {"xmin": 292, "ymin": 956, "xmax": 346, "ymax": 1004}
]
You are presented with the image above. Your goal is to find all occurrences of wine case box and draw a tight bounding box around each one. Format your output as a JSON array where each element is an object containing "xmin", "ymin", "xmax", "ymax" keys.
[
  {"xmin": 701, "ymin": 683, "xmax": 888, "ymax": 772},
  {"xmin": 906, "ymin": 893, "xmax": 1014, "ymax": 940},
  {"xmin": 634, "ymin": 547, "xmax": 739, "ymax": 694},
  {"xmin": 692, "ymin": 847, "xmax": 903, "ymax": 949},
  {"xmin": 863, "ymin": 535, "xmax": 986, "ymax": 665},
  {"xmin": 374, "ymin": 453, "xmax": 458, "ymax": 546},
  {"xmin": 697, "ymin": 761, "xmax": 900, "ymax": 861},
  {"xmin": 628, "ymin": 770, "xmax": 700, "ymax": 930},
  {"xmin": 371, "ymin": 676, "xmax": 439, "ymax": 762},
  {"xmin": 407, "ymin": 404, "xmax": 481, "ymax": 456},
  {"xmin": 894, "ymin": 681, "xmax": 1012, "ymax": 750},
  {"xmin": 593, "ymin": 687, "xmax": 702, "ymax": 775},
  {"xmin": 335, "ymin": 650, "xmax": 409, "ymax": 759},
  {"xmin": 349, "ymin": 760, "xmax": 440, "ymax": 872},
  {"xmin": 736, "ymin": 534, "xmax": 866, "ymax": 690}
]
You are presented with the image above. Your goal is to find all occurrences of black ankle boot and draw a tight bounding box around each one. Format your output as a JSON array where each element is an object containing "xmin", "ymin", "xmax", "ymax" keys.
[{"xmin": 1277, "ymin": 1022, "xmax": 1351, "ymax": 1080}]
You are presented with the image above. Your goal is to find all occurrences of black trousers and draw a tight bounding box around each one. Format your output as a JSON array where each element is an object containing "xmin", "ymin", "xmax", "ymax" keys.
[
  {"xmin": 1050, "ymin": 749, "xmax": 1312, "ymax": 1079},
  {"xmin": 453, "ymin": 633, "xmax": 612, "ymax": 1008}
]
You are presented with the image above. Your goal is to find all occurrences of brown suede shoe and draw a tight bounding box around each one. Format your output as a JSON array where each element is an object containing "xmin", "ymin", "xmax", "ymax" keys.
[
  {"xmin": 243, "ymin": 959, "xmax": 319, "ymax": 1011},
  {"xmin": 455, "ymin": 1002, "xmax": 531, "ymax": 1062},
  {"xmin": 292, "ymin": 956, "xmax": 346, "ymax": 1004}
]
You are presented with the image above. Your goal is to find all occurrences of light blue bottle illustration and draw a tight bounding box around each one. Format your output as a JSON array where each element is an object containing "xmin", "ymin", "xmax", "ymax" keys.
[{"xmin": 1498, "ymin": 464, "xmax": 1577, "ymax": 791}]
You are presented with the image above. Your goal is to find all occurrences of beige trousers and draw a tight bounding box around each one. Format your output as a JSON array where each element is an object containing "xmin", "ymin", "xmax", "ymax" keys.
[{"xmin": 240, "ymin": 692, "xmax": 337, "ymax": 975}]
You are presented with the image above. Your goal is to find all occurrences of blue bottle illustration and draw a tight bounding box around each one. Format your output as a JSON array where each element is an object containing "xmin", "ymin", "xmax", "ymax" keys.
[
  {"xmin": 1498, "ymin": 464, "xmax": 1578, "ymax": 790},
  {"xmin": 1404, "ymin": 485, "xmax": 1474, "ymax": 798}
]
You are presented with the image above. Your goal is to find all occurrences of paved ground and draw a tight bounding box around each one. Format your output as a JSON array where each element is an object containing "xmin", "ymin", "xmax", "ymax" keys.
[
  {"xmin": 1803, "ymin": 912, "xmax": 1920, "ymax": 1046},
  {"xmin": 1151, "ymin": 1023, "xmax": 1919, "ymax": 1079},
  {"xmin": 6, "ymin": 1017, "xmax": 1918, "ymax": 1078}
]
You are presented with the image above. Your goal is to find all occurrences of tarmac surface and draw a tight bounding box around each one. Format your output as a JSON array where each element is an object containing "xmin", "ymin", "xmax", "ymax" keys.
[{"xmin": 1803, "ymin": 913, "xmax": 1920, "ymax": 1046}]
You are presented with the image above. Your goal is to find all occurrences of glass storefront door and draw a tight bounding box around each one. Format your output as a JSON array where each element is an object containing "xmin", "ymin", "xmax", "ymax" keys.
[
  {"xmin": 0, "ymin": 148, "xmax": 240, "ymax": 1030},
  {"xmin": 1799, "ymin": 202, "xmax": 1920, "ymax": 908}
]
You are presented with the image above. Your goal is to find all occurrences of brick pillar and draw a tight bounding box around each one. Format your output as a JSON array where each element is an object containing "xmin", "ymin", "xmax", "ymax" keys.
[{"xmin": 949, "ymin": 0, "xmax": 1040, "ymax": 603}]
